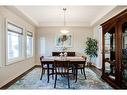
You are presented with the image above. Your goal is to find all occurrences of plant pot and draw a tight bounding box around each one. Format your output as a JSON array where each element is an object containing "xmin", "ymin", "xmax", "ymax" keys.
[{"xmin": 87, "ymin": 62, "xmax": 92, "ymax": 67}]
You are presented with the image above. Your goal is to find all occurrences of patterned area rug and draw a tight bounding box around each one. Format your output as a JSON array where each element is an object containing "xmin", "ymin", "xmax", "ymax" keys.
[{"xmin": 8, "ymin": 68, "xmax": 112, "ymax": 89}]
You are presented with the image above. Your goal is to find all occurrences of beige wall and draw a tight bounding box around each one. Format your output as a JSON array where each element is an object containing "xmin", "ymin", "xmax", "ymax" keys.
[
  {"xmin": 0, "ymin": 7, "xmax": 36, "ymax": 87},
  {"xmin": 36, "ymin": 27, "xmax": 93, "ymax": 64},
  {"xmin": 0, "ymin": 15, "xmax": 3, "ymax": 67}
]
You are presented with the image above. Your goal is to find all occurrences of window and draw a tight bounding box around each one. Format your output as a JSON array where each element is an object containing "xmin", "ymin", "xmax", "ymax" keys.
[
  {"xmin": 26, "ymin": 31, "xmax": 33, "ymax": 58},
  {"xmin": 7, "ymin": 22, "xmax": 24, "ymax": 63}
]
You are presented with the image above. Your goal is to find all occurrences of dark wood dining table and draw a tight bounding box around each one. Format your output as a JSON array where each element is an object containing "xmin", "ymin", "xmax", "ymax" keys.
[{"xmin": 41, "ymin": 56, "xmax": 86, "ymax": 83}]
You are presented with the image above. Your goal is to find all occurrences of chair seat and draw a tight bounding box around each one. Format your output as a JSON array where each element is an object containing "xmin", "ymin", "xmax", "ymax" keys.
[
  {"xmin": 43, "ymin": 64, "xmax": 53, "ymax": 69},
  {"xmin": 77, "ymin": 64, "xmax": 84, "ymax": 68}
]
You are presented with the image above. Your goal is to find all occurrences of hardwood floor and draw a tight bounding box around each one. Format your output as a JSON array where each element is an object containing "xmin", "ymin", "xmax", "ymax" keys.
[
  {"xmin": 0, "ymin": 66, "xmax": 37, "ymax": 89},
  {"xmin": 89, "ymin": 65, "xmax": 102, "ymax": 77}
]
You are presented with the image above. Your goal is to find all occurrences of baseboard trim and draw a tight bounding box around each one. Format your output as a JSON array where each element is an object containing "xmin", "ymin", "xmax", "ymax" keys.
[
  {"xmin": 0, "ymin": 65, "xmax": 37, "ymax": 89},
  {"xmin": 89, "ymin": 65, "xmax": 102, "ymax": 77},
  {"xmin": 35, "ymin": 65, "xmax": 41, "ymax": 68},
  {"xmin": 91, "ymin": 64, "xmax": 102, "ymax": 71}
]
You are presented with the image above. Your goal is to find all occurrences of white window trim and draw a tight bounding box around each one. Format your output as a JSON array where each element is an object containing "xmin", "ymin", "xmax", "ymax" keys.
[
  {"xmin": 5, "ymin": 19, "xmax": 25, "ymax": 65},
  {"xmin": 26, "ymin": 30, "xmax": 34, "ymax": 58}
]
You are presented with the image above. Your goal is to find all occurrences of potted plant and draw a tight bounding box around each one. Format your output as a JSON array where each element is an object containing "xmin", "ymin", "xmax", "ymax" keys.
[{"xmin": 85, "ymin": 37, "xmax": 98, "ymax": 66}]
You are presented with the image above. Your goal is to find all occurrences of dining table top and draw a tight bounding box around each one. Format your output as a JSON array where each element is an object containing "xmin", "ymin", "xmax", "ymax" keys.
[{"xmin": 41, "ymin": 56, "xmax": 86, "ymax": 62}]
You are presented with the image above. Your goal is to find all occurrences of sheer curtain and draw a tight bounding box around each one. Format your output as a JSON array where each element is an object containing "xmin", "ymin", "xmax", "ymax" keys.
[{"xmin": 92, "ymin": 25, "xmax": 102, "ymax": 69}]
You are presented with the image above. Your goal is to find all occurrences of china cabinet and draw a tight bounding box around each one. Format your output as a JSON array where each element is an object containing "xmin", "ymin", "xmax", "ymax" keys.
[{"xmin": 101, "ymin": 9, "xmax": 127, "ymax": 88}]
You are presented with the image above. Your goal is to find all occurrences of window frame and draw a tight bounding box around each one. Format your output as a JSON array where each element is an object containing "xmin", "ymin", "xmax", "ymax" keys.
[
  {"xmin": 26, "ymin": 31, "xmax": 34, "ymax": 58},
  {"xmin": 6, "ymin": 20, "xmax": 25, "ymax": 65}
]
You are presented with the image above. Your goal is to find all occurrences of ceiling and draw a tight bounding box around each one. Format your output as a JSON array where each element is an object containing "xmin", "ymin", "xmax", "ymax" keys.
[{"xmin": 8, "ymin": 6, "xmax": 116, "ymax": 27}]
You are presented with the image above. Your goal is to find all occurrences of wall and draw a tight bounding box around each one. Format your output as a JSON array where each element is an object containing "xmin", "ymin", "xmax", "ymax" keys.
[
  {"xmin": 0, "ymin": 7, "xmax": 36, "ymax": 88},
  {"xmin": 36, "ymin": 27, "xmax": 93, "ymax": 65},
  {"xmin": 92, "ymin": 6, "xmax": 127, "ymax": 69}
]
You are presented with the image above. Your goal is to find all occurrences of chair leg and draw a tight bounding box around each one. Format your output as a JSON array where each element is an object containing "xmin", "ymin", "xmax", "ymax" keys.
[
  {"xmin": 72, "ymin": 67, "xmax": 76, "ymax": 79},
  {"xmin": 40, "ymin": 68, "xmax": 44, "ymax": 80},
  {"xmin": 75, "ymin": 69, "xmax": 78, "ymax": 83},
  {"xmin": 83, "ymin": 68, "xmax": 86, "ymax": 79},
  {"xmin": 52, "ymin": 69, "xmax": 54, "ymax": 79},
  {"xmin": 54, "ymin": 74, "xmax": 57, "ymax": 88},
  {"xmin": 43, "ymin": 69, "xmax": 45, "ymax": 74},
  {"xmin": 81, "ymin": 69, "xmax": 83, "ymax": 74},
  {"xmin": 67, "ymin": 73, "xmax": 70, "ymax": 88}
]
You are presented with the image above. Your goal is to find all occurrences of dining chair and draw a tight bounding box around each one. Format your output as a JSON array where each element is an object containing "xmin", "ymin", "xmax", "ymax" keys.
[
  {"xmin": 40, "ymin": 56, "xmax": 54, "ymax": 80},
  {"xmin": 74, "ymin": 56, "xmax": 87, "ymax": 82},
  {"xmin": 53, "ymin": 60, "xmax": 73, "ymax": 88}
]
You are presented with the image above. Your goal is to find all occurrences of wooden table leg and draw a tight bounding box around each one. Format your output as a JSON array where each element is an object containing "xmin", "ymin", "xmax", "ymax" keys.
[
  {"xmin": 47, "ymin": 64, "xmax": 49, "ymax": 83},
  {"xmin": 75, "ymin": 64, "xmax": 78, "ymax": 83}
]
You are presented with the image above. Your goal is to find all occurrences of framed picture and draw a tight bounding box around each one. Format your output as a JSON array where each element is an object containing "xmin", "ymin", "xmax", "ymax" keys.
[{"xmin": 55, "ymin": 34, "xmax": 72, "ymax": 47}]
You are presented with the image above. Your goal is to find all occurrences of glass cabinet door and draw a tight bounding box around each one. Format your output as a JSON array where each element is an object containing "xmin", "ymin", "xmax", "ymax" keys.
[
  {"xmin": 104, "ymin": 27, "xmax": 116, "ymax": 80},
  {"xmin": 122, "ymin": 22, "xmax": 127, "ymax": 87}
]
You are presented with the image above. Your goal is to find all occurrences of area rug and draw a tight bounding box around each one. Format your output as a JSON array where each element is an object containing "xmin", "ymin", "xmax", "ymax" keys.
[{"xmin": 8, "ymin": 67, "xmax": 112, "ymax": 89}]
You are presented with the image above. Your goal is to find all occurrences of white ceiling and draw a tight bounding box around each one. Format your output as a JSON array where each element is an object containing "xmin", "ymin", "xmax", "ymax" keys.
[{"xmin": 10, "ymin": 6, "xmax": 116, "ymax": 27}]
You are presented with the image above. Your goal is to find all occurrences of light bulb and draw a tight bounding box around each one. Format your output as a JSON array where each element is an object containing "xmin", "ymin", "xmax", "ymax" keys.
[{"xmin": 60, "ymin": 29, "xmax": 69, "ymax": 34}]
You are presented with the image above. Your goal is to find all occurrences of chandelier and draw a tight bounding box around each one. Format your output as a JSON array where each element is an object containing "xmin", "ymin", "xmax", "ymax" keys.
[{"xmin": 60, "ymin": 8, "xmax": 70, "ymax": 34}]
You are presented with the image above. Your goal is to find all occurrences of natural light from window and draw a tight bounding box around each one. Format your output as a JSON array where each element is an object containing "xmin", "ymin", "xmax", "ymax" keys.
[
  {"xmin": 27, "ymin": 31, "xmax": 33, "ymax": 58},
  {"xmin": 7, "ymin": 22, "xmax": 23, "ymax": 63}
]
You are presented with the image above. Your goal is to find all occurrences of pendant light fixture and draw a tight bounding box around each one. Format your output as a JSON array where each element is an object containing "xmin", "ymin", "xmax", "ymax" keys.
[{"xmin": 60, "ymin": 8, "xmax": 69, "ymax": 34}]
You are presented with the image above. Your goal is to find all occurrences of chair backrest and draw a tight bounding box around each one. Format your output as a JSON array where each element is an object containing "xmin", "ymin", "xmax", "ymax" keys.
[
  {"xmin": 40, "ymin": 56, "xmax": 44, "ymax": 61},
  {"xmin": 52, "ymin": 52, "xmax": 75, "ymax": 56},
  {"xmin": 40, "ymin": 56, "xmax": 44, "ymax": 66},
  {"xmin": 82, "ymin": 56, "xmax": 87, "ymax": 61},
  {"xmin": 54, "ymin": 60, "xmax": 70, "ymax": 74}
]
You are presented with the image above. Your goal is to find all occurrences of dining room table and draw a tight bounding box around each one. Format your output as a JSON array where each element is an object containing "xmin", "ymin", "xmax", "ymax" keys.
[{"xmin": 41, "ymin": 56, "xmax": 86, "ymax": 83}]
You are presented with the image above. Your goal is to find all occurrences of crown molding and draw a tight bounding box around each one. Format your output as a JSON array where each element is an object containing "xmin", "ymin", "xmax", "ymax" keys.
[
  {"xmin": 90, "ymin": 6, "xmax": 116, "ymax": 26},
  {"xmin": 38, "ymin": 22, "xmax": 91, "ymax": 27},
  {"xmin": 4, "ymin": 6, "xmax": 39, "ymax": 27},
  {"xmin": 3, "ymin": 6, "xmax": 123, "ymax": 27}
]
